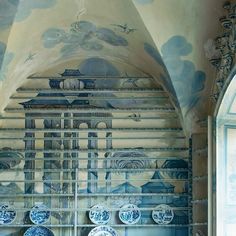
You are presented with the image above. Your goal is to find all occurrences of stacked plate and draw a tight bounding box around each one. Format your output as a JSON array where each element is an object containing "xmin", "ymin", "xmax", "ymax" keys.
[{"xmin": 24, "ymin": 204, "xmax": 53, "ymax": 236}]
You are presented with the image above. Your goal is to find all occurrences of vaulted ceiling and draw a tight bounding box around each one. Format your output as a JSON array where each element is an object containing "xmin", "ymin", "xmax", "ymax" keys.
[{"xmin": 0, "ymin": 0, "xmax": 226, "ymax": 133}]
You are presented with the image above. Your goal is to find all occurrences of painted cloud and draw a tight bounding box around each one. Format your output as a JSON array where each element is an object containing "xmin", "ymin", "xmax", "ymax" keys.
[
  {"xmin": 42, "ymin": 21, "xmax": 128, "ymax": 57},
  {"xmin": 161, "ymin": 35, "xmax": 206, "ymax": 115}
]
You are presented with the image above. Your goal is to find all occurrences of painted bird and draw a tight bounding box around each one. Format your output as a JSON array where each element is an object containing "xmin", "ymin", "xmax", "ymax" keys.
[{"xmin": 111, "ymin": 23, "xmax": 137, "ymax": 34}]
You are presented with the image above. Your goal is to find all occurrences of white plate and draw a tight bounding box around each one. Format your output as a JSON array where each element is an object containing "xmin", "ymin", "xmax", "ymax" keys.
[
  {"xmin": 0, "ymin": 204, "xmax": 16, "ymax": 225},
  {"xmin": 23, "ymin": 226, "xmax": 54, "ymax": 236},
  {"xmin": 152, "ymin": 204, "xmax": 174, "ymax": 224},
  {"xmin": 119, "ymin": 204, "xmax": 141, "ymax": 225},
  {"xmin": 89, "ymin": 204, "xmax": 111, "ymax": 225},
  {"xmin": 30, "ymin": 204, "xmax": 50, "ymax": 225},
  {"xmin": 88, "ymin": 225, "xmax": 119, "ymax": 236}
]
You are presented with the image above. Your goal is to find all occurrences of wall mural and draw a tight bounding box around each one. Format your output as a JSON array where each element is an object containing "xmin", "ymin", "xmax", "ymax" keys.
[
  {"xmin": 160, "ymin": 36, "xmax": 206, "ymax": 116},
  {"xmin": 0, "ymin": 57, "xmax": 189, "ymax": 236},
  {"xmin": 42, "ymin": 21, "xmax": 128, "ymax": 58}
]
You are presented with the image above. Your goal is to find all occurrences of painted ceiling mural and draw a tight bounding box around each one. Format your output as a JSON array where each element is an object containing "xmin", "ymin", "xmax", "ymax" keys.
[{"xmin": 0, "ymin": 0, "xmax": 227, "ymax": 134}]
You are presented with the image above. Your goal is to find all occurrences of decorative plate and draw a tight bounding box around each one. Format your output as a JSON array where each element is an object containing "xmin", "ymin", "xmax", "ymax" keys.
[
  {"xmin": 24, "ymin": 226, "xmax": 54, "ymax": 236},
  {"xmin": 0, "ymin": 204, "xmax": 16, "ymax": 225},
  {"xmin": 119, "ymin": 204, "xmax": 141, "ymax": 225},
  {"xmin": 30, "ymin": 204, "xmax": 50, "ymax": 225},
  {"xmin": 152, "ymin": 204, "xmax": 174, "ymax": 224},
  {"xmin": 89, "ymin": 204, "xmax": 111, "ymax": 225},
  {"xmin": 88, "ymin": 225, "xmax": 118, "ymax": 236}
]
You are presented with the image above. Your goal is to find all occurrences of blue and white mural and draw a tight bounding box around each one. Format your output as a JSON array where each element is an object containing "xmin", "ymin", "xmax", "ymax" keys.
[
  {"xmin": 144, "ymin": 37, "xmax": 206, "ymax": 117},
  {"xmin": 0, "ymin": 55, "xmax": 190, "ymax": 235},
  {"xmin": 161, "ymin": 36, "xmax": 206, "ymax": 115},
  {"xmin": 42, "ymin": 21, "xmax": 128, "ymax": 57}
]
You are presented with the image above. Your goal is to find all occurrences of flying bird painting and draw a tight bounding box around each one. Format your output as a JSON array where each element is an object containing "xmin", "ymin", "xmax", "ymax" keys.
[{"xmin": 111, "ymin": 23, "xmax": 137, "ymax": 34}]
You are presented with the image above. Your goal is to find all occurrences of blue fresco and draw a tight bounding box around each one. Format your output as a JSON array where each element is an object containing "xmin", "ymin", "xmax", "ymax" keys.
[
  {"xmin": 42, "ymin": 21, "xmax": 128, "ymax": 57},
  {"xmin": 161, "ymin": 36, "xmax": 206, "ymax": 115},
  {"xmin": 21, "ymin": 58, "xmax": 121, "ymax": 109},
  {"xmin": 0, "ymin": 41, "xmax": 14, "ymax": 81},
  {"xmin": 144, "ymin": 43, "xmax": 178, "ymax": 106},
  {"xmin": 134, "ymin": 0, "xmax": 154, "ymax": 4}
]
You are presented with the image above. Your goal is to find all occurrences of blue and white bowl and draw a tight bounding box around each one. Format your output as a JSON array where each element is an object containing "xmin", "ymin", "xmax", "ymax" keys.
[
  {"xmin": 89, "ymin": 204, "xmax": 111, "ymax": 225},
  {"xmin": 24, "ymin": 226, "xmax": 54, "ymax": 236},
  {"xmin": 152, "ymin": 204, "xmax": 174, "ymax": 224},
  {"xmin": 30, "ymin": 204, "xmax": 50, "ymax": 225},
  {"xmin": 88, "ymin": 225, "xmax": 118, "ymax": 236},
  {"xmin": 0, "ymin": 204, "xmax": 16, "ymax": 225},
  {"xmin": 119, "ymin": 204, "xmax": 141, "ymax": 225}
]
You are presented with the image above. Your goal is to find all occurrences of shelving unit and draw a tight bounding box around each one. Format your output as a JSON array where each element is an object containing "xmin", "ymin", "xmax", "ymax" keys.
[
  {"xmin": 0, "ymin": 74, "xmax": 191, "ymax": 235},
  {"xmin": 192, "ymin": 133, "xmax": 208, "ymax": 236}
]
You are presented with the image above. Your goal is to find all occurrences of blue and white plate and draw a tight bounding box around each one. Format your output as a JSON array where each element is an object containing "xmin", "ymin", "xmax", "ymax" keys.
[
  {"xmin": 30, "ymin": 204, "xmax": 50, "ymax": 225},
  {"xmin": 119, "ymin": 204, "xmax": 141, "ymax": 225},
  {"xmin": 0, "ymin": 204, "xmax": 16, "ymax": 225},
  {"xmin": 89, "ymin": 204, "xmax": 111, "ymax": 225},
  {"xmin": 24, "ymin": 226, "xmax": 54, "ymax": 236},
  {"xmin": 88, "ymin": 225, "xmax": 118, "ymax": 236},
  {"xmin": 152, "ymin": 204, "xmax": 174, "ymax": 224}
]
